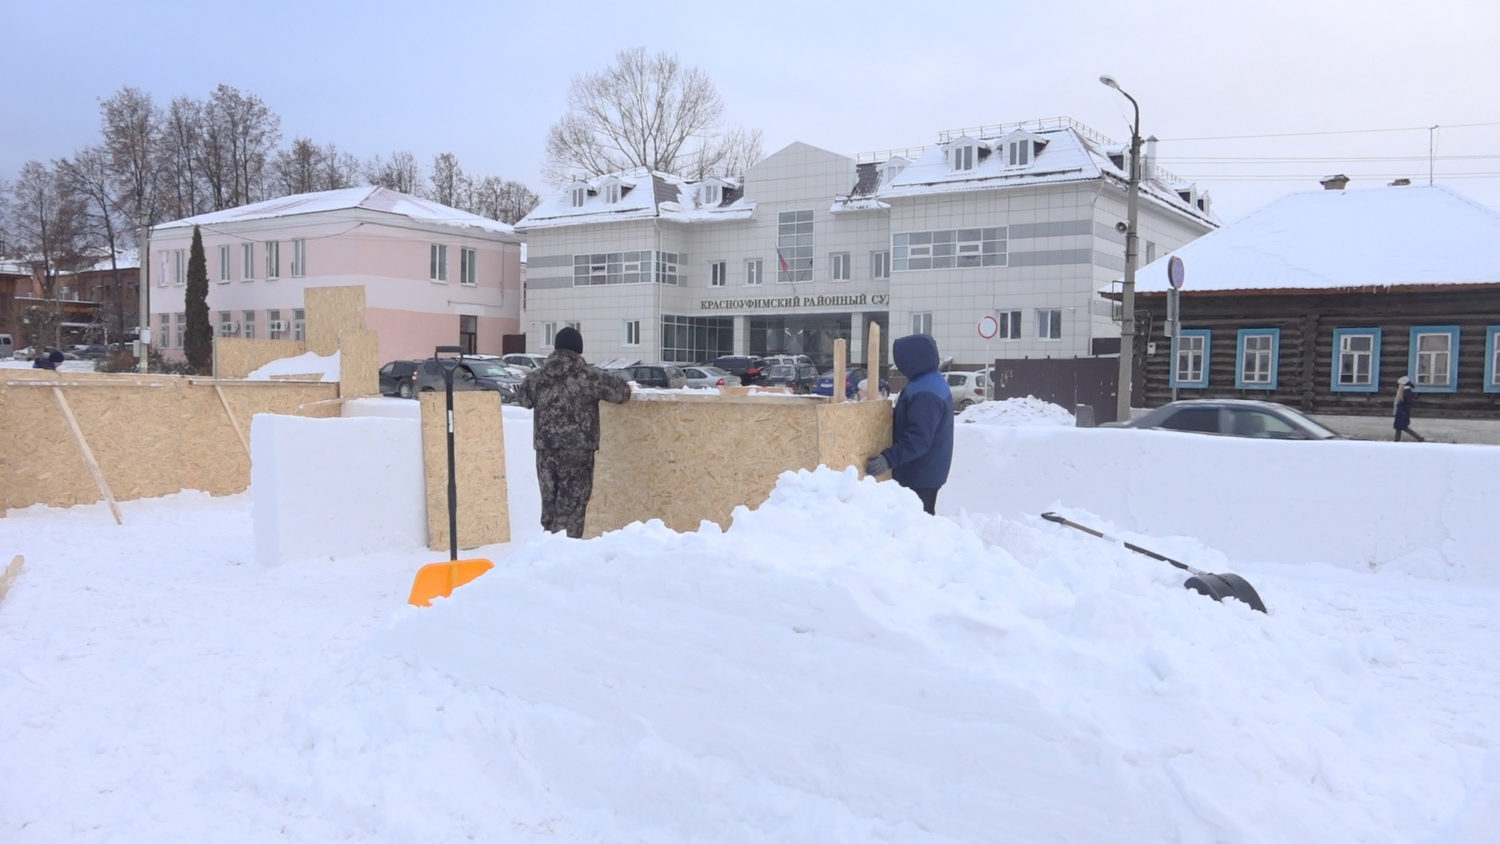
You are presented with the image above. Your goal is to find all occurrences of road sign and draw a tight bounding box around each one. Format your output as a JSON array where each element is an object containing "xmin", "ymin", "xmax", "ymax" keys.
[
  {"xmin": 977, "ymin": 315, "xmax": 998, "ymax": 339},
  {"xmin": 1167, "ymin": 255, "xmax": 1186, "ymax": 289}
]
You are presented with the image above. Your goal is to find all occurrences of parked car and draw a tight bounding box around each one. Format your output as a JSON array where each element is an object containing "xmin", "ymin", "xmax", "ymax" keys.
[
  {"xmin": 379, "ymin": 360, "xmax": 421, "ymax": 398},
  {"xmin": 761, "ymin": 354, "xmax": 814, "ymax": 369},
  {"xmin": 814, "ymin": 367, "xmax": 890, "ymax": 399},
  {"xmin": 603, "ymin": 362, "xmax": 688, "ymax": 389},
  {"xmin": 501, "ymin": 352, "xmax": 549, "ymax": 371},
  {"xmin": 1101, "ymin": 399, "xmax": 1345, "ymax": 440},
  {"xmin": 411, "ymin": 356, "xmax": 528, "ymax": 403},
  {"xmin": 682, "ymin": 365, "xmax": 741, "ymax": 389},
  {"xmin": 946, "ymin": 370, "xmax": 988, "ymax": 410},
  {"xmin": 711, "ymin": 355, "xmax": 765, "ymax": 385},
  {"xmin": 763, "ymin": 363, "xmax": 821, "ymax": 393},
  {"xmin": 74, "ymin": 344, "xmax": 111, "ymax": 360}
]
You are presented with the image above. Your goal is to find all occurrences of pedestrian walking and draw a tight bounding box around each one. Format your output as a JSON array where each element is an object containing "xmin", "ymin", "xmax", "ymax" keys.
[{"xmin": 1393, "ymin": 375, "xmax": 1425, "ymax": 442}]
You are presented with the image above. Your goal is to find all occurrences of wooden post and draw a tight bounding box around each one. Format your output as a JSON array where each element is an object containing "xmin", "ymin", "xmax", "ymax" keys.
[
  {"xmin": 866, "ymin": 322, "xmax": 882, "ymax": 400},
  {"xmin": 52, "ymin": 387, "xmax": 124, "ymax": 525},
  {"xmin": 215, "ymin": 385, "xmax": 251, "ymax": 458},
  {"xmin": 832, "ymin": 339, "xmax": 847, "ymax": 403}
]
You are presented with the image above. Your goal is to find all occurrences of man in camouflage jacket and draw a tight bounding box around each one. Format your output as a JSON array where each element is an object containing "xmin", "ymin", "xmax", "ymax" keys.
[{"xmin": 515, "ymin": 327, "xmax": 631, "ymax": 537}]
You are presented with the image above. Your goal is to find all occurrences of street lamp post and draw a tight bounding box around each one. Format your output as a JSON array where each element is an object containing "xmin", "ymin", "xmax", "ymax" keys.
[{"xmin": 1100, "ymin": 74, "xmax": 1142, "ymax": 422}]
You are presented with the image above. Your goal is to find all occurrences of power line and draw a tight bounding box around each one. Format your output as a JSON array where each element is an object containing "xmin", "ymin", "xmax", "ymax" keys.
[{"xmin": 1161, "ymin": 122, "xmax": 1500, "ymax": 142}]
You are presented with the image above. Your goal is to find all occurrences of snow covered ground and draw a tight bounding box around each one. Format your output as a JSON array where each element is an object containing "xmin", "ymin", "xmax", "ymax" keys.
[{"xmin": 1, "ymin": 397, "xmax": 1497, "ymax": 842}]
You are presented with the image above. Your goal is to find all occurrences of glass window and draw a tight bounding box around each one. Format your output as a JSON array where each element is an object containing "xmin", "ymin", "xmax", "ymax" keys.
[
  {"xmin": 1036, "ymin": 309, "xmax": 1062, "ymax": 340},
  {"xmin": 1008, "ymin": 140, "xmax": 1031, "ymax": 167},
  {"xmin": 543, "ymin": 322, "xmax": 556, "ymax": 346},
  {"xmin": 745, "ymin": 258, "xmax": 763, "ymax": 286},
  {"xmin": 242, "ymin": 244, "xmax": 255, "ymax": 280},
  {"xmin": 173, "ymin": 249, "xmax": 185, "ymax": 285},
  {"xmin": 1235, "ymin": 328, "xmax": 1279, "ymax": 389},
  {"xmin": 952, "ymin": 145, "xmax": 974, "ymax": 171},
  {"xmin": 892, "ymin": 227, "xmax": 1006, "ymax": 271},
  {"xmin": 242, "ymin": 310, "xmax": 256, "ymax": 340},
  {"xmin": 430, "ymin": 244, "xmax": 448, "ymax": 281},
  {"xmin": 218, "ymin": 245, "xmax": 231, "ymax": 282},
  {"xmin": 710, "ymin": 260, "xmax": 727, "ymax": 287},
  {"xmin": 1410, "ymin": 326, "xmax": 1459, "ymax": 391},
  {"xmin": 997, "ymin": 310, "xmax": 1022, "ymax": 340},
  {"xmin": 265, "ymin": 241, "xmax": 280, "ymax": 279},
  {"xmin": 871, "ymin": 250, "xmax": 890, "ymax": 279},
  {"xmin": 830, "ymin": 252, "xmax": 851, "ymax": 281},
  {"xmin": 291, "ymin": 239, "xmax": 306, "ymax": 277},
  {"xmin": 777, "ymin": 210, "xmax": 813, "ymax": 282},
  {"xmin": 461, "ymin": 247, "xmax": 477, "ymax": 285},
  {"xmin": 1331, "ymin": 328, "xmax": 1380, "ymax": 392},
  {"xmin": 1173, "ymin": 329, "xmax": 1210, "ymax": 389},
  {"xmin": 571, "ymin": 187, "xmax": 586, "ymax": 207},
  {"xmin": 911, "ymin": 312, "xmax": 932, "ymax": 335},
  {"xmin": 1486, "ymin": 327, "xmax": 1500, "ymax": 394},
  {"xmin": 625, "ymin": 320, "xmax": 640, "ymax": 346},
  {"xmin": 293, "ymin": 309, "xmax": 305, "ymax": 342},
  {"xmin": 268, "ymin": 309, "xmax": 284, "ymax": 340}
]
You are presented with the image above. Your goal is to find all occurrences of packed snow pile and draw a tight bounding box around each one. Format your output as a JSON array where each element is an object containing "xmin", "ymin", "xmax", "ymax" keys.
[
  {"xmin": 246, "ymin": 350, "xmax": 339, "ymax": 381},
  {"xmin": 958, "ymin": 395, "xmax": 1075, "ymax": 426}
]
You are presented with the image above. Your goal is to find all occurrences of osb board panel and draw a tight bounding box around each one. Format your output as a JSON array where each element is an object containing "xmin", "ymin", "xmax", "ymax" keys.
[
  {"xmin": 588, "ymin": 396, "xmax": 834, "ymax": 538},
  {"xmin": 419, "ymin": 390, "xmax": 509, "ymax": 551},
  {"xmin": 305, "ymin": 285, "xmax": 367, "ymax": 357},
  {"xmin": 816, "ymin": 399, "xmax": 893, "ymax": 475},
  {"xmin": 215, "ymin": 338, "xmax": 307, "ymax": 378},
  {"xmin": 338, "ymin": 329, "xmax": 380, "ymax": 398},
  {"xmin": 0, "ymin": 375, "xmax": 340, "ymax": 512}
]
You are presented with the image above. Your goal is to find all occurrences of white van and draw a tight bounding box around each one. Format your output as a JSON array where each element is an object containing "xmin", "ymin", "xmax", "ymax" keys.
[{"xmin": 0, "ymin": 334, "xmax": 13, "ymax": 359}]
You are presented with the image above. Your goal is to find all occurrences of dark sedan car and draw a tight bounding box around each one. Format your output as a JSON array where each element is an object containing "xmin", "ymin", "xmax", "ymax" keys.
[
  {"xmin": 813, "ymin": 367, "xmax": 890, "ymax": 399},
  {"xmin": 411, "ymin": 357, "xmax": 527, "ymax": 403},
  {"xmin": 1101, "ymin": 399, "xmax": 1345, "ymax": 440},
  {"xmin": 710, "ymin": 355, "xmax": 765, "ymax": 386},
  {"xmin": 763, "ymin": 363, "xmax": 821, "ymax": 393},
  {"xmin": 602, "ymin": 363, "xmax": 687, "ymax": 389},
  {"xmin": 379, "ymin": 360, "xmax": 421, "ymax": 398}
]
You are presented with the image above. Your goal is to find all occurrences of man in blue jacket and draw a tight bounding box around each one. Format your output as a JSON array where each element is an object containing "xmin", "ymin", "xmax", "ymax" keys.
[{"xmin": 865, "ymin": 334, "xmax": 954, "ymax": 515}]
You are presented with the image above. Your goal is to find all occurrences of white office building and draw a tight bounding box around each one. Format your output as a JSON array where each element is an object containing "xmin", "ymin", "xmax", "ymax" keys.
[{"xmin": 516, "ymin": 117, "xmax": 1218, "ymax": 369}]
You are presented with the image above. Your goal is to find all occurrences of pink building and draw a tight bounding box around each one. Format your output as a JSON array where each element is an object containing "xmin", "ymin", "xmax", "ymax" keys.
[{"xmin": 148, "ymin": 187, "xmax": 524, "ymax": 362}]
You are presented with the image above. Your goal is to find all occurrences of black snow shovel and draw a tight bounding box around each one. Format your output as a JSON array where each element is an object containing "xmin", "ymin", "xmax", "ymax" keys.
[{"xmin": 1040, "ymin": 512, "xmax": 1267, "ymax": 613}]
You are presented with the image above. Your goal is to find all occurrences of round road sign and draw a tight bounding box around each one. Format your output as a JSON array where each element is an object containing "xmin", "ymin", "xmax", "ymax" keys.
[
  {"xmin": 977, "ymin": 315, "xmax": 999, "ymax": 339},
  {"xmin": 1167, "ymin": 255, "xmax": 1186, "ymax": 289}
]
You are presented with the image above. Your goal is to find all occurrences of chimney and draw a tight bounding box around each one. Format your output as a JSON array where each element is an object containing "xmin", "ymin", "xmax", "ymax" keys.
[
  {"xmin": 1389, "ymin": 177, "xmax": 1412, "ymax": 187},
  {"xmin": 1142, "ymin": 135, "xmax": 1159, "ymax": 182},
  {"xmin": 1320, "ymin": 174, "xmax": 1350, "ymax": 190}
]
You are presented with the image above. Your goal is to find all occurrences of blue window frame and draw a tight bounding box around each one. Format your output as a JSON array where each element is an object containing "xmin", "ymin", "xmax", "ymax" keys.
[
  {"xmin": 1330, "ymin": 327, "xmax": 1381, "ymax": 393},
  {"xmin": 1171, "ymin": 329, "xmax": 1210, "ymax": 389},
  {"xmin": 1486, "ymin": 327, "xmax": 1500, "ymax": 394},
  {"xmin": 1408, "ymin": 325, "xmax": 1459, "ymax": 393},
  {"xmin": 1235, "ymin": 328, "xmax": 1279, "ymax": 390}
]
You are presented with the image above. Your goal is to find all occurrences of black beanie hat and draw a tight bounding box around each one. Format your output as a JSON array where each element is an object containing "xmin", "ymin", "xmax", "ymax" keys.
[{"xmin": 555, "ymin": 326, "xmax": 583, "ymax": 354}]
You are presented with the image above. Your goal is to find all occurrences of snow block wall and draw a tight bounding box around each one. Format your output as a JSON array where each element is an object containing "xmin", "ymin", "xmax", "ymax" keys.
[
  {"xmin": 251, "ymin": 414, "xmax": 425, "ymax": 565},
  {"xmin": 945, "ymin": 425, "xmax": 1500, "ymax": 578}
]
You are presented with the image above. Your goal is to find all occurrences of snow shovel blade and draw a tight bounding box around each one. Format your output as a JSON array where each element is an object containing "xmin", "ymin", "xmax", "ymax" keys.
[{"xmin": 408, "ymin": 558, "xmax": 494, "ymax": 607}]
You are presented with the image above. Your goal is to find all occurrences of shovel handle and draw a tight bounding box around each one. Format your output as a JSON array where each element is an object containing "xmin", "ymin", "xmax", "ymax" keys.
[{"xmin": 1040, "ymin": 512, "xmax": 1197, "ymax": 574}]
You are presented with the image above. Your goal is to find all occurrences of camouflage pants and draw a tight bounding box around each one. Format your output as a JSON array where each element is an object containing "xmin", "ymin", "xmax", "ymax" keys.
[{"xmin": 536, "ymin": 448, "xmax": 596, "ymax": 538}]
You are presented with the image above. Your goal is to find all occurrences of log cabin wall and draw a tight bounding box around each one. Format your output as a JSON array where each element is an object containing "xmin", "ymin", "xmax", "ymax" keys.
[{"xmin": 1136, "ymin": 286, "xmax": 1500, "ymax": 418}]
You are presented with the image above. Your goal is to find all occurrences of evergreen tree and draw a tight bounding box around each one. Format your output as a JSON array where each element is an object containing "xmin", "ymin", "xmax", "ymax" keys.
[{"xmin": 183, "ymin": 225, "xmax": 213, "ymax": 373}]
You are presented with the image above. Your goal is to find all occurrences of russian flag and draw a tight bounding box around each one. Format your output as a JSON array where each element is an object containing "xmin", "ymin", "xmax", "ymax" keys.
[{"xmin": 777, "ymin": 249, "xmax": 789, "ymax": 274}]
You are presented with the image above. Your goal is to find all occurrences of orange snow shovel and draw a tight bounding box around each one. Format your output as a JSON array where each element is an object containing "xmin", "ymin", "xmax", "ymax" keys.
[{"xmin": 408, "ymin": 346, "xmax": 495, "ymax": 607}]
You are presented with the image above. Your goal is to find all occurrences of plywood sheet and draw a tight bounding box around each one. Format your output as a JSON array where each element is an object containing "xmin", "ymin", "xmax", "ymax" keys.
[
  {"xmin": 304, "ymin": 285, "xmax": 367, "ymax": 357},
  {"xmin": 338, "ymin": 329, "xmax": 380, "ymax": 398},
  {"xmin": 215, "ymin": 338, "xmax": 307, "ymax": 378},
  {"xmin": 419, "ymin": 390, "xmax": 509, "ymax": 551},
  {"xmin": 586, "ymin": 393, "xmax": 893, "ymax": 538}
]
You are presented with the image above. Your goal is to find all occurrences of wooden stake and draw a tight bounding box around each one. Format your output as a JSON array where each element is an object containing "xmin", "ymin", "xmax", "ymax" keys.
[
  {"xmin": 832, "ymin": 339, "xmax": 847, "ymax": 403},
  {"xmin": 52, "ymin": 387, "xmax": 123, "ymax": 525},
  {"xmin": 866, "ymin": 322, "xmax": 882, "ymax": 401},
  {"xmin": 215, "ymin": 384, "xmax": 250, "ymax": 458}
]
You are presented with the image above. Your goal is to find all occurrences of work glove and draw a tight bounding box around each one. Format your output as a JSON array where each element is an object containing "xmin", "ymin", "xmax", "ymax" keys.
[{"xmin": 865, "ymin": 453, "xmax": 891, "ymax": 476}]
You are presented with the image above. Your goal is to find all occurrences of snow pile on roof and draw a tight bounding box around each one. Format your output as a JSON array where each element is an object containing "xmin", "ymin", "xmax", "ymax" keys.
[
  {"xmin": 1136, "ymin": 184, "xmax": 1500, "ymax": 293},
  {"xmin": 245, "ymin": 350, "xmax": 339, "ymax": 381},
  {"xmin": 519, "ymin": 167, "xmax": 755, "ymax": 229},
  {"xmin": 155, "ymin": 186, "xmax": 518, "ymax": 238}
]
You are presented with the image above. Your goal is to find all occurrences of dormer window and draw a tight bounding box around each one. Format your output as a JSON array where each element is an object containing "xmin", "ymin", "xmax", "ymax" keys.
[
  {"xmin": 570, "ymin": 186, "xmax": 587, "ymax": 207},
  {"xmin": 951, "ymin": 144, "xmax": 975, "ymax": 172},
  {"xmin": 605, "ymin": 183, "xmax": 621, "ymax": 204},
  {"xmin": 1000, "ymin": 130, "xmax": 1047, "ymax": 168},
  {"xmin": 699, "ymin": 183, "xmax": 722, "ymax": 206}
]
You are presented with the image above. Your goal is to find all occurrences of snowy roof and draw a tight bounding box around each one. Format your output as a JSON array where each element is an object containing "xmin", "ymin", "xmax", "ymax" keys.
[
  {"xmin": 155, "ymin": 186, "xmax": 519, "ymax": 240},
  {"xmin": 875, "ymin": 125, "xmax": 1213, "ymax": 225},
  {"xmin": 1134, "ymin": 184, "xmax": 1500, "ymax": 293},
  {"xmin": 517, "ymin": 167, "xmax": 756, "ymax": 230}
]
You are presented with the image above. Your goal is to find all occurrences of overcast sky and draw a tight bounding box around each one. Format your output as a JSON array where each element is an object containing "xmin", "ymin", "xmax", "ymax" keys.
[{"xmin": 4, "ymin": 0, "xmax": 1497, "ymax": 223}]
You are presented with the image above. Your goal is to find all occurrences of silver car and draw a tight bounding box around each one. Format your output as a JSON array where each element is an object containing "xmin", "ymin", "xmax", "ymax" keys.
[
  {"xmin": 1102, "ymin": 399, "xmax": 1345, "ymax": 440},
  {"xmin": 682, "ymin": 365, "xmax": 741, "ymax": 389}
]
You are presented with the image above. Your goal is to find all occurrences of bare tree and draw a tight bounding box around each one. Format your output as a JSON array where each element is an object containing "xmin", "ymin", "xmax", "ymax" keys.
[
  {"xmin": 161, "ymin": 95, "xmax": 207, "ymax": 219},
  {"xmin": 0, "ymin": 176, "xmax": 11, "ymax": 255},
  {"xmin": 544, "ymin": 47, "xmax": 761, "ymax": 182},
  {"xmin": 57, "ymin": 146, "xmax": 131, "ymax": 337},
  {"xmin": 684, "ymin": 125, "xmax": 764, "ymax": 182},
  {"xmin": 428, "ymin": 152, "xmax": 463, "ymax": 207},
  {"xmin": 98, "ymin": 86, "xmax": 162, "ymax": 231},
  {"xmin": 365, "ymin": 150, "xmax": 423, "ymax": 195},
  {"xmin": 9, "ymin": 161, "xmax": 90, "ymax": 349},
  {"xmin": 270, "ymin": 137, "xmax": 324, "ymax": 196},
  {"xmin": 200, "ymin": 84, "xmax": 281, "ymax": 209}
]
